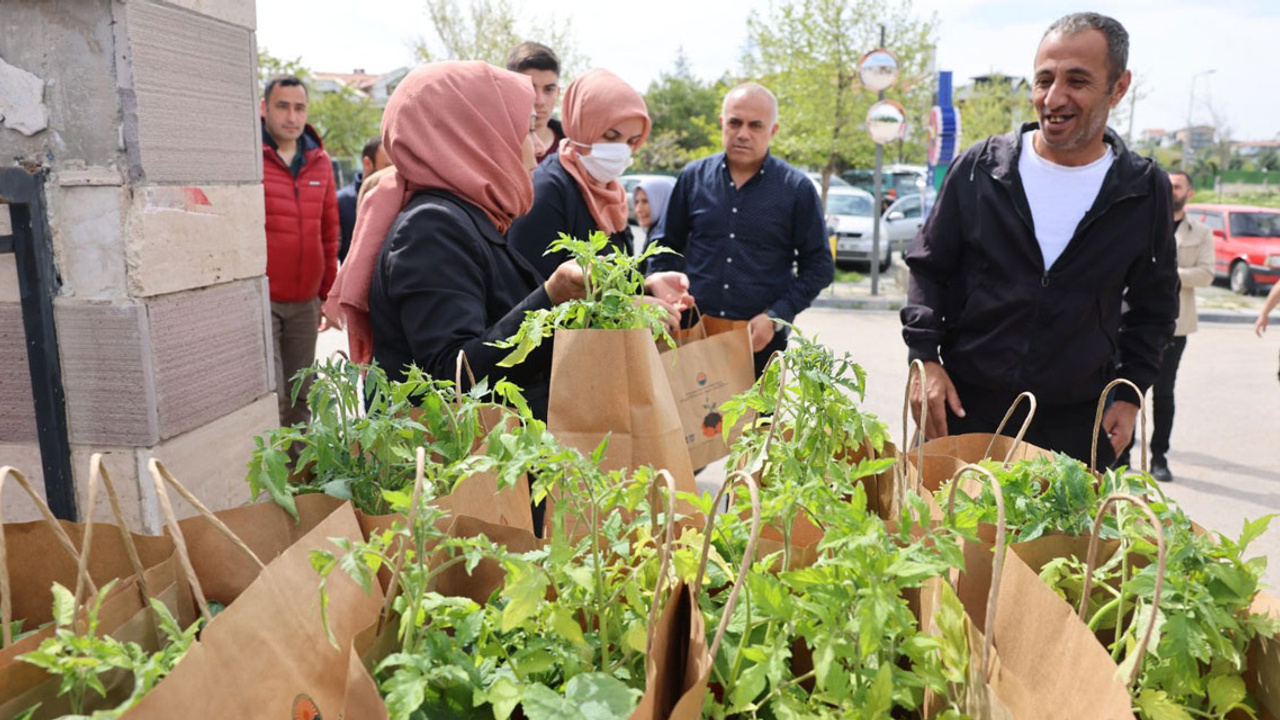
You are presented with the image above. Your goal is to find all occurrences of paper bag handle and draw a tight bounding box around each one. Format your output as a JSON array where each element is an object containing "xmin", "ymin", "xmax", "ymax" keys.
[
  {"xmin": 901, "ymin": 359, "xmax": 929, "ymax": 499},
  {"xmin": 945, "ymin": 463, "xmax": 1006, "ymax": 682},
  {"xmin": 983, "ymin": 392, "xmax": 1037, "ymax": 466},
  {"xmin": 0, "ymin": 465, "xmax": 91, "ymax": 646},
  {"xmin": 72, "ymin": 455, "xmax": 151, "ymax": 628},
  {"xmin": 454, "ymin": 351, "xmax": 478, "ymax": 406},
  {"xmin": 1078, "ymin": 493, "xmax": 1166, "ymax": 687},
  {"xmin": 642, "ymin": 469, "xmax": 679, "ymax": 658},
  {"xmin": 377, "ymin": 447, "xmax": 428, "ymax": 635},
  {"xmin": 1090, "ymin": 378, "xmax": 1147, "ymax": 474},
  {"xmin": 147, "ymin": 458, "xmax": 266, "ymax": 622},
  {"xmin": 694, "ymin": 469, "xmax": 761, "ymax": 660}
]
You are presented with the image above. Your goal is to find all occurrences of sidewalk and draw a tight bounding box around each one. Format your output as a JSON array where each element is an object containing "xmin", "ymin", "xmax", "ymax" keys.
[{"xmin": 812, "ymin": 265, "xmax": 1273, "ymax": 325}]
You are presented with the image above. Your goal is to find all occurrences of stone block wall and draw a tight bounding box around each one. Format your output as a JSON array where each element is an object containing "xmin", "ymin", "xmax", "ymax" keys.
[{"xmin": 0, "ymin": 0, "xmax": 275, "ymax": 532}]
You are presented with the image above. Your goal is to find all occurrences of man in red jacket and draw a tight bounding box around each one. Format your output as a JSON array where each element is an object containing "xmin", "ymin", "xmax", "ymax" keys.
[{"xmin": 261, "ymin": 75, "xmax": 339, "ymax": 427}]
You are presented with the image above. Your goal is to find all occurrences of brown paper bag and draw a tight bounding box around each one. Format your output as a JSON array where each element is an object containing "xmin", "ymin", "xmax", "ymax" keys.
[
  {"xmin": 631, "ymin": 469, "xmax": 759, "ymax": 720},
  {"xmin": 942, "ymin": 468, "xmax": 1138, "ymax": 720},
  {"xmin": 123, "ymin": 459, "xmax": 387, "ymax": 719},
  {"xmin": 0, "ymin": 457, "xmax": 197, "ymax": 719},
  {"xmin": 661, "ymin": 315, "xmax": 755, "ymax": 469},
  {"xmin": 548, "ymin": 328, "xmax": 698, "ymax": 495},
  {"xmin": 1247, "ymin": 592, "xmax": 1280, "ymax": 720}
]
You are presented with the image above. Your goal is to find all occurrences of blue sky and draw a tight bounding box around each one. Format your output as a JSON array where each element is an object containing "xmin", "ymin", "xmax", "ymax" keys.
[{"xmin": 257, "ymin": 0, "xmax": 1280, "ymax": 141}]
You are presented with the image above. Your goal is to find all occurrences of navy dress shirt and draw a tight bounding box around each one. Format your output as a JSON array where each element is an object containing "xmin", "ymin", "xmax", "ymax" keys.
[{"xmin": 647, "ymin": 152, "xmax": 833, "ymax": 323}]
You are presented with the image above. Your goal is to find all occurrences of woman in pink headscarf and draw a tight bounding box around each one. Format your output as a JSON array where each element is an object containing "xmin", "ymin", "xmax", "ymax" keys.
[
  {"xmin": 507, "ymin": 68, "xmax": 650, "ymax": 280},
  {"xmin": 324, "ymin": 61, "xmax": 691, "ymax": 422}
]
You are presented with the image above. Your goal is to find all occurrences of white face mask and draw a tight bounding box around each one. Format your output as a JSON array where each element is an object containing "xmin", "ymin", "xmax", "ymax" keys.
[{"xmin": 578, "ymin": 142, "xmax": 633, "ymax": 183}]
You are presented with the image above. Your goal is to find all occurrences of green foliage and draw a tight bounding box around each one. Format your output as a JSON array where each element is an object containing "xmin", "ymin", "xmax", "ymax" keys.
[
  {"xmin": 1042, "ymin": 508, "xmax": 1280, "ymax": 720},
  {"xmin": 957, "ymin": 77, "xmax": 1029, "ymax": 151},
  {"xmin": 942, "ymin": 453, "xmax": 1280, "ymax": 720},
  {"xmin": 18, "ymin": 584, "xmax": 200, "ymax": 717},
  {"xmin": 314, "ymin": 414, "xmax": 679, "ymax": 720},
  {"xmin": 639, "ymin": 50, "xmax": 727, "ymax": 171},
  {"xmin": 306, "ymin": 82, "xmax": 382, "ymax": 159},
  {"xmin": 411, "ymin": 0, "xmax": 587, "ymax": 79},
  {"xmin": 941, "ymin": 453, "xmax": 1150, "ymax": 544},
  {"xmin": 698, "ymin": 331, "xmax": 965, "ymax": 716},
  {"xmin": 494, "ymin": 231, "xmax": 677, "ymax": 367},
  {"xmin": 248, "ymin": 358, "xmax": 531, "ymax": 518},
  {"xmin": 742, "ymin": 0, "xmax": 937, "ymax": 194}
]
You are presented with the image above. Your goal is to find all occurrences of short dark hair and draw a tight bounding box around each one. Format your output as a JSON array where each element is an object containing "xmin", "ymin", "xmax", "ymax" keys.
[
  {"xmin": 1167, "ymin": 169, "xmax": 1193, "ymax": 185},
  {"xmin": 1042, "ymin": 12, "xmax": 1129, "ymax": 90},
  {"xmin": 505, "ymin": 42, "xmax": 560, "ymax": 75},
  {"xmin": 263, "ymin": 75, "xmax": 307, "ymax": 103},
  {"xmin": 361, "ymin": 136, "xmax": 382, "ymax": 164}
]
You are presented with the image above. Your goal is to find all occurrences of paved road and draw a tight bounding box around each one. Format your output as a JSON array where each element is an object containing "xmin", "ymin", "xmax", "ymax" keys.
[
  {"xmin": 789, "ymin": 309, "xmax": 1280, "ymax": 589},
  {"xmin": 317, "ymin": 308, "xmax": 1280, "ymax": 586}
]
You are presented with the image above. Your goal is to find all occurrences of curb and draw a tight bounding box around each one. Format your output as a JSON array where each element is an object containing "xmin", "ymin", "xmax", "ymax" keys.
[{"xmin": 810, "ymin": 297, "xmax": 1261, "ymax": 324}]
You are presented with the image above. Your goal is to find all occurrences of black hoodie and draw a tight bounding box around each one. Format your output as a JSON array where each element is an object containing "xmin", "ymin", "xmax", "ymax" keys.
[{"xmin": 901, "ymin": 123, "xmax": 1179, "ymax": 406}]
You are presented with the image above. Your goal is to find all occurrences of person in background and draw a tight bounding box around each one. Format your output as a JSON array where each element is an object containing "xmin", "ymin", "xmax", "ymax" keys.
[
  {"xmin": 1116, "ymin": 169, "xmax": 1213, "ymax": 481},
  {"xmin": 260, "ymin": 74, "xmax": 340, "ymax": 427},
  {"xmin": 647, "ymin": 82, "xmax": 834, "ymax": 378},
  {"xmin": 506, "ymin": 41, "xmax": 565, "ymax": 165},
  {"xmin": 1255, "ymin": 278, "xmax": 1280, "ymax": 385},
  {"xmin": 900, "ymin": 12, "xmax": 1179, "ymax": 466},
  {"xmin": 336, "ymin": 136, "xmax": 392, "ymax": 262},
  {"xmin": 634, "ymin": 176, "xmax": 676, "ymax": 235},
  {"xmin": 507, "ymin": 68, "xmax": 649, "ymax": 281}
]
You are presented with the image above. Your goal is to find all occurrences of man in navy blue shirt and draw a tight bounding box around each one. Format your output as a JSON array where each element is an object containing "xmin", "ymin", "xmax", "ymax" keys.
[{"xmin": 647, "ymin": 83, "xmax": 833, "ymax": 377}]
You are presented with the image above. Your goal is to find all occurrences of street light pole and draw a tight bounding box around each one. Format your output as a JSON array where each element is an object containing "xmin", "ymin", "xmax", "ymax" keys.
[{"xmin": 1182, "ymin": 69, "xmax": 1216, "ymax": 171}]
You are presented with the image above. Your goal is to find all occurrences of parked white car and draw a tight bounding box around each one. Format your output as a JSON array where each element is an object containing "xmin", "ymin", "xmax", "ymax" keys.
[{"xmin": 825, "ymin": 187, "xmax": 890, "ymax": 270}]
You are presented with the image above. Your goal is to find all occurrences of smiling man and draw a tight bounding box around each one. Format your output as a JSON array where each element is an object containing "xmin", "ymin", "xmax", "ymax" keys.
[
  {"xmin": 647, "ymin": 82, "xmax": 834, "ymax": 377},
  {"xmin": 900, "ymin": 12, "xmax": 1180, "ymax": 467}
]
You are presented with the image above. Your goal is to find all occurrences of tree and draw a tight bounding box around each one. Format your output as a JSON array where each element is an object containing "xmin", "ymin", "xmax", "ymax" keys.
[
  {"xmin": 411, "ymin": 0, "xmax": 586, "ymax": 78},
  {"xmin": 257, "ymin": 49, "xmax": 382, "ymax": 160},
  {"xmin": 957, "ymin": 76, "xmax": 1026, "ymax": 151},
  {"xmin": 639, "ymin": 49, "xmax": 725, "ymax": 170},
  {"xmin": 743, "ymin": 0, "xmax": 937, "ymax": 203}
]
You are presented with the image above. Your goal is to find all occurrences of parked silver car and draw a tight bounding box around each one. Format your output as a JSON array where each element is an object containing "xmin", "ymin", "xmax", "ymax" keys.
[
  {"xmin": 825, "ymin": 187, "xmax": 890, "ymax": 270},
  {"xmin": 881, "ymin": 193, "xmax": 929, "ymax": 252}
]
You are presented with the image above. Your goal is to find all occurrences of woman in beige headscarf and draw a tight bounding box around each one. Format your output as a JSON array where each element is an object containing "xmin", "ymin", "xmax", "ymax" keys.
[{"xmin": 325, "ymin": 61, "xmax": 691, "ymax": 421}]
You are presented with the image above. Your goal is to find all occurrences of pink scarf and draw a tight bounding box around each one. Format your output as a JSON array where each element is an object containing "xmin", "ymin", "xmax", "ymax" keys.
[
  {"xmin": 323, "ymin": 61, "xmax": 535, "ymax": 365},
  {"xmin": 557, "ymin": 69, "xmax": 651, "ymax": 236}
]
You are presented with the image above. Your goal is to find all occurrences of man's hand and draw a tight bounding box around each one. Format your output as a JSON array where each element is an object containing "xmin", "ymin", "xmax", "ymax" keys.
[
  {"xmin": 644, "ymin": 272, "xmax": 695, "ymax": 313},
  {"xmin": 1256, "ymin": 311, "xmax": 1269, "ymax": 338},
  {"xmin": 546, "ymin": 261, "xmax": 587, "ymax": 304},
  {"xmin": 318, "ymin": 309, "xmax": 340, "ymax": 332},
  {"xmin": 640, "ymin": 296, "xmax": 683, "ymax": 333},
  {"xmin": 909, "ymin": 361, "xmax": 965, "ymax": 440},
  {"xmin": 748, "ymin": 312, "xmax": 776, "ymax": 353},
  {"xmin": 1102, "ymin": 400, "xmax": 1139, "ymax": 460}
]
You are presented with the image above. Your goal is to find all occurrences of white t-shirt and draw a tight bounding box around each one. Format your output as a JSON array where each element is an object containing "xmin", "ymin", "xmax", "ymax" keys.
[{"xmin": 1018, "ymin": 131, "xmax": 1114, "ymax": 270}]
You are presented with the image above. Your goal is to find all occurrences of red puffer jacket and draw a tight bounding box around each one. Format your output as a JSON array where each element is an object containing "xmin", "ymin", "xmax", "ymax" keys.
[{"xmin": 262, "ymin": 122, "xmax": 340, "ymax": 303}]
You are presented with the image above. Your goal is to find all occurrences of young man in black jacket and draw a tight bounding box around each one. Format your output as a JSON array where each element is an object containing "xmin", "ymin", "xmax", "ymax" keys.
[{"xmin": 901, "ymin": 12, "xmax": 1180, "ymax": 466}]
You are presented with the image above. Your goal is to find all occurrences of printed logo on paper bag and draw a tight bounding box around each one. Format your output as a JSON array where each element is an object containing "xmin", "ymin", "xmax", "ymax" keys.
[
  {"xmin": 293, "ymin": 695, "xmax": 322, "ymax": 720},
  {"xmin": 701, "ymin": 399, "xmax": 723, "ymax": 438},
  {"xmin": 696, "ymin": 372, "xmax": 708, "ymax": 386}
]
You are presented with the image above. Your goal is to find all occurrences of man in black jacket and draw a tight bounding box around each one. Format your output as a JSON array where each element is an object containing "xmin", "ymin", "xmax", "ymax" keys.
[{"xmin": 901, "ymin": 12, "xmax": 1179, "ymax": 466}]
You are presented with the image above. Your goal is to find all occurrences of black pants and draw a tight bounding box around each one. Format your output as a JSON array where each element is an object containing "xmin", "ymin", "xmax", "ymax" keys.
[
  {"xmin": 1117, "ymin": 335, "xmax": 1186, "ymax": 465},
  {"xmin": 945, "ymin": 376, "xmax": 1116, "ymax": 468}
]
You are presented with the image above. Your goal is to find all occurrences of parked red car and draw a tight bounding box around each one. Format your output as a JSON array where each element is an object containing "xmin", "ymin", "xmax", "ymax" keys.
[{"xmin": 1184, "ymin": 203, "xmax": 1280, "ymax": 294}]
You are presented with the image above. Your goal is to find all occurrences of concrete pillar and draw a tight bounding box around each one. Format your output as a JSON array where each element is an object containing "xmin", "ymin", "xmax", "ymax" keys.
[{"xmin": 1, "ymin": 0, "xmax": 276, "ymax": 532}]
